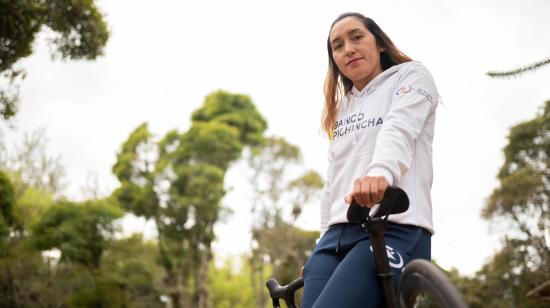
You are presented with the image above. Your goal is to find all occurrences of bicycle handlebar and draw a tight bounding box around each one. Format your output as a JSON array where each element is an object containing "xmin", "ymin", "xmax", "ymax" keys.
[
  {"xmin": 347, "ymin": 186, "xmax": 409, "ymax": 223},
  {"xmin": 266, "ymin": 277, "xmax": 304, "ymax": 308}
]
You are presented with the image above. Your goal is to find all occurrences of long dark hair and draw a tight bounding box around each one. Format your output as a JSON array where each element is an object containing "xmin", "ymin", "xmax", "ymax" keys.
[{"xmin": 322, "ymin": 13, "xmax": 412, "ymax": 136}]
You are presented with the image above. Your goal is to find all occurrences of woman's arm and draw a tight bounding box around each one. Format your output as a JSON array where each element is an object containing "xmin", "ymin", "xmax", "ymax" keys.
[{"xmin": 349, "ymin": 63, "xmax": 438, "ymax": 207}]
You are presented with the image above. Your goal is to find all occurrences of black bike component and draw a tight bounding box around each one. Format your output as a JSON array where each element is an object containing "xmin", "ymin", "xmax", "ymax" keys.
[
  {"xmin": 266, "ymin": 277, "xmax": 304, "ymax": 308},
  {"xmin": 367, "ymin": 216, "xmax": 397, "ymax": 308},
  {"xmin": 398, "ymin": 259, "xmax": 469, "ymax": 308},
  {"xmin": 373, "ymin": 186, "xmax": 409, "ymax": 218},
  {"xmin": 347, "ymin": 186, "xmax": 410, "ymax": 308},
  {"xmin": 346, "ymin": 186, "xmax": 409, "ymax": 224}
]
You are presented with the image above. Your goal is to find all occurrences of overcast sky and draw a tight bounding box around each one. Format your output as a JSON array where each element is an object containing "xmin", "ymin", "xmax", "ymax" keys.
[{"xmin": 3, "ymin": 0, "xmax": 550, "ymax": 275}]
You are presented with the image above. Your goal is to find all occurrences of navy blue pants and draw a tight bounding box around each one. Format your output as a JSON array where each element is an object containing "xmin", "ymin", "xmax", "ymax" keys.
[{"xmin": 302, "ymin": 223, "xmax": 431, "ymax": 308}]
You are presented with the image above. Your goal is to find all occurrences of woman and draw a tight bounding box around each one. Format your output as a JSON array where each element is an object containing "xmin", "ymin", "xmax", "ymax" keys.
[{"xmin": 302, "ymin": 12, "xmax": 438, "ymax": 307}]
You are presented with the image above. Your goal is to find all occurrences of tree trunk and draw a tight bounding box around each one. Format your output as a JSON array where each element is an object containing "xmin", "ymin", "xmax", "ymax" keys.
[
  {"xmin": 155, "ymin": 216, "xmax": 184, "ymax": 308},
  {"xmin": 250, "ymin": 256, "xmax": 259, "ymax": 308},
  {"xmin": 195, "ymin": 248, "xmax": 211, "ymax": 308},
  {"xmin": 255, "ymin": 259, "xmax": 267, "ymax": 308},
  {"xmin": 257, "ymin": 260, "xmax": 266, "ymax": 308},
  {"xmin": 6, "ymin": 264, "xmax": 18, "ymax": 307}
]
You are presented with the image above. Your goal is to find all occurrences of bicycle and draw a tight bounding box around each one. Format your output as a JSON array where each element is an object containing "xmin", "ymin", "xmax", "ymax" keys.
[{"xmin": 266, "ymin": 186, "xmax": 469, "ymax": 308}]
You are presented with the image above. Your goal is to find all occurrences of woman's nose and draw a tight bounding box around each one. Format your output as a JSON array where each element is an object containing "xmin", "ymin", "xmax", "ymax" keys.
[{"xmin": 345, "ymin": 44, "xmax": 355, "ymax": 56}]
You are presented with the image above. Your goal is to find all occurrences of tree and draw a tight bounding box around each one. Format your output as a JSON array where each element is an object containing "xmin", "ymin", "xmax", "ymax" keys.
[
  {"xmin": 247, "ymin": 136, "xmax": 302, "ymax": 227},
  {"xmin": 1, "ymin": 128, "xmax": 66, "ymax": 197},
  {"xmin": 32, "ymin": 198, "xmax": 123, "ymax": 270},
  {"xmin": 487, "ymin": 57, "xmax": 550, "ymax": 78},
  {"xmin": 100, "ymin": 235, "xmax": 165, "ymax": 307},
  {"xmin": 245, "ymin": 136, "xmax": 323, "ymax": 307},
  {"xmin": 0, "ymin": 128, "xmax": 63, "ymax": 286},
  {"xmin": 0, "ymin": 128, "xmax": 160, "ymax": 306},
  {"xmin": 0, "ymin": 167, "xmax": 60, "ymax": 307},
  {"xmin": 469, "ymin": 100, "xmax": 550, "ymax": 306},
  {"xmin": 0, "ymin": 247, "xmax": 60, "ymax": 307},
  {"xmin": 0, "ymin": 128, "xmax": 166, "ymax": 307},
  {"xmin": 112, "ymin": 90, "xmax": 267, "ymax": 308},
  {"xmin": 22, "ymin": 198, "xmax": 169, "ymax": 307},
  {"xmin": 0, "ymin": 0, "xmax": 109, "ymax": 120},
  {"xmin": 483, "ymin": 100, "xmax": 550, "ymax": 274},
  {"xmin": 1, "ymin": 197, "xmax": 164, "ymax": 307}
]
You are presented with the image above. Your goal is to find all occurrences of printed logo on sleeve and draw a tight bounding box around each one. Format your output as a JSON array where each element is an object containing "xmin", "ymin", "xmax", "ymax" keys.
[
  {"xmin": 396, "ymin": 86, "xmax": 412, "ymax": 95},
  {"xmin": 396, "ymin": 85, "xmax": 434, "ymax": 104}
]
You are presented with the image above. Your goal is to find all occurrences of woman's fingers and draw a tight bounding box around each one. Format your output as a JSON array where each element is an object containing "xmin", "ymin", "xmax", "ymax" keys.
[
  {"xmin": 352, "ymin": 179, "xmax": 365, "ymax": 205},
  {"xmin": 347, "ymin": 176, "xmax": 389, "ymax": 207},
  {"xmin": 368, "ymin": 180, "xmax": 378, "ymax": 205},
  {"xmin": 376, "ymin": 179, "xmax": 389, "ymax": 203}
]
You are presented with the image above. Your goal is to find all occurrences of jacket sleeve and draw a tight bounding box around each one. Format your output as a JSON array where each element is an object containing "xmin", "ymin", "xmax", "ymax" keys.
[{"xmin": 365, "ymin": 63, "xmax": 438, "ymax": 184}]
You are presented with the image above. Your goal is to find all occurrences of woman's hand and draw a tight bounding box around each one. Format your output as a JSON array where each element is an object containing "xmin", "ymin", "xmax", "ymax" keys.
[{"xmin": 344, "ymin": 176, "xmax": 389, "ymax": 208}]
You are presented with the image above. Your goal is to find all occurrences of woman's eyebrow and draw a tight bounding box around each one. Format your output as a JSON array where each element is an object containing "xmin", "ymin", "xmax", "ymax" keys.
[
  {"xmin": 330, "ymin": 28, "xmax": 362, "ymax": 45},
  {"xmin": 347, "ymin": 28, "xmax": 362, "ymax": 36}
]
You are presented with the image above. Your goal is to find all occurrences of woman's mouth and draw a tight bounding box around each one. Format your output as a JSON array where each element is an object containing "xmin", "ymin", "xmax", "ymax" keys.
[{"xmin": 346, "ymin": 58, "xmax": 363, "ymax": 67}]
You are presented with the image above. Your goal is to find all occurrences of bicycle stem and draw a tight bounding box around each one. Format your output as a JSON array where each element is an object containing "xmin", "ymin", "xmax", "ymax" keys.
[{"xmin": 366, "ymin": 216, "xmax": 398, "ymax": 308}]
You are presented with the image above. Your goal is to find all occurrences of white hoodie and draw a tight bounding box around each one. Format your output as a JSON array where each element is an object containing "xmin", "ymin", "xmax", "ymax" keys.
[{"xmin": 320, "ymin": 61, "xmax": 438, "ymax": 237}]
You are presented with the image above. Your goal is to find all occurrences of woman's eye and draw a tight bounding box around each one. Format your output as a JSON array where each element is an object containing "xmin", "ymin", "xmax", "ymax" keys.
[
  {"xmin": 333, "ymin": 43, "xmax": 343, "ymax": 50},
  {"xmin": 352, "ymin": 35, "xmax": 363, "ymax": 41}
]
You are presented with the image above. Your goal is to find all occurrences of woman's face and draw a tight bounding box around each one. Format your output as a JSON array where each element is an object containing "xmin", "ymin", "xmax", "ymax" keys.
[{"xmin": 329, "ymin": 17, "xmax": 384, "ymax": 91}]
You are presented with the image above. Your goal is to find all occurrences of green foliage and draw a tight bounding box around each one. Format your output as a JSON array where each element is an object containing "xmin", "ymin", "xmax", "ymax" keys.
[
  {"xmin": 101, "ymin": 235, "xmax": 165, "ymax": 307},
  {"xmin": 247, "ymin": 136, "xmax": 303, "ymax": 224},
  {"xmin": 0, "ymin": 170, "xmax": 15, "ymax": 254},
  {"xmin": 245, "ymin": 135, "xmax": 322, "ymax": 307},
  {"xmin": 208, "ymin": 256, "xmax": 257, "ymax": 308},
  {"xmin": 0, "ymin": 0, "xmax": 109, "ymax": 119},
  {"xmin": 0, "ymin": 69, "xmax": 23, "ymax": 119},
  {"xmin": 32, "ymin": 199, "xmax": 123, "ymax": 269},
  {"xmin": 0, "ymin": 249, "xmax": 61, "ymax": 307},
  {"xmin": 192, "ymin": 90, "xmax": 268, "ymax": 146},
  {"xmin": 0, "ymin": 170, "xmax": 15, "ymax": 226},
  {"xmin": 13, "ymin": 184, "xmax": 53, "ymax": 230},
  {"xmin": 254, "ymin": 224, "xmax": 318, "ymax": 284},
  {"xmin": 112, "ymin": 90, "xmax": 267, "ymax": 307},
  {"xmin": 246, "ymin": 135, "xmax": 322, "ymax": 225},
  {"xmin": 0, "ymin": 240, "xmax": 164, "ymax": 308},
  {"xmin": 0, "ymin": 0, "xmax": 109, "ymax": 68},
  {"xmin": 449, "ymin": 238, "xmax": 549, "ymax": 308},
  {"xmin": 487, "ymin": 57, "xmax": 550, "ymax": 78},
  {"xmin": 112, "ymin": 123, "xmax": 153, "ymax": 182},
  {"xmin": 288, "ymin": 170, "xmax": 324, "ymax": 220},
  {"xmin": 482, "ymin": 101, "xmax": 550, "ymax": 279},
  {"xmin": 0, "ymin": 0, "xmax": 41, "ymax": 72},
  {"xmin": 180, "ymin": 122, "xmax": 242, "ymax": 170},
  {"xmin": 448, "ymin": 100, "xmax": 550, "ymax": 307},
  {"xmin": 0, "ymin": 128, "xmax": 165, "ymax": 306}
]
